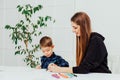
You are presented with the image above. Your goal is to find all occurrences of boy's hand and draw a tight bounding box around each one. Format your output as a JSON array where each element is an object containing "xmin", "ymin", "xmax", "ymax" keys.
[
  {"xmin": 49, "ymin": 63, "xmax": 56, "ymax": 66},
  {"xmin": 36, "ymin": 65, "xmax": 41, "ymax": 69}
]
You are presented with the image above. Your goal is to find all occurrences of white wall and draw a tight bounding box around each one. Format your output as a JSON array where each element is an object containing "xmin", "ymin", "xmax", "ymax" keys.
[
  {"xmin": 75, "ymin": 0, "xmax": 120, "ymax": 55},
  {"xmin": 1, "ymin": 0, "xmax": 120, "ymax": 73}
]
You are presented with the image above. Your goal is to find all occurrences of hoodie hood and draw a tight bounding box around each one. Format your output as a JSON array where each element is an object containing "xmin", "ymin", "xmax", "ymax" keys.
[{"xmin": 90, "ymin": 32, "xmax": 105, "ymax": 41}]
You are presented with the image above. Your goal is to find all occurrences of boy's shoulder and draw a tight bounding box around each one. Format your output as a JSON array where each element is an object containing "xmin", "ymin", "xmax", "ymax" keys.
[
  {"xmin": 40, "ymin": 56, "xmax": 47, "ymax": 61},
  {"xmin": 55, "ymin": 55, "xmax": 62, "ymax": 59},
  {"xmin": 41, "ymin": 55, "xmax": 46, "ymax": 58},
  {"xmin": 54, "ymin": 53, "xmax": 62, "ymax": 58}
]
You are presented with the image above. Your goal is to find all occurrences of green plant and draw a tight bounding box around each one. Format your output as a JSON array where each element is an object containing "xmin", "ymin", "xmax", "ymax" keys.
[{"xmin": 5, "ymin": 4, "xmax": 55, "ymax": 68}]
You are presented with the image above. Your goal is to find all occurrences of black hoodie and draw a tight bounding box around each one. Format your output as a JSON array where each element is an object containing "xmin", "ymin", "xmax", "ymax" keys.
[{"xmin": 73, "ymin": 32, "xmax": 111, "ymax": 74}]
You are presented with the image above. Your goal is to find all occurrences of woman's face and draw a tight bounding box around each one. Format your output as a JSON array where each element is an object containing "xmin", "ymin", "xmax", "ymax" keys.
[{"xmin": 71, "ymin": 21, "xmax": 81, "ymax": 37}]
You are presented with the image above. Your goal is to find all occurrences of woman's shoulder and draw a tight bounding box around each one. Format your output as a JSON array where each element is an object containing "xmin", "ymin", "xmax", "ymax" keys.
[{"xmin": 90, "ymin": 32, "xmax": 105, "ymax": 42}]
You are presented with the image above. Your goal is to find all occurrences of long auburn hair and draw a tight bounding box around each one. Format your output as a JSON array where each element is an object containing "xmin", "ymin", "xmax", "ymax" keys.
[{"xmin": 71, "ymin": 12, "xmax": 92, "ymax": 66}]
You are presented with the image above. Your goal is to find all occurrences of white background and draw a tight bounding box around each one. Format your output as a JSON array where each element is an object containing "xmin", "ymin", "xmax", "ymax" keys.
[{"xmin": 0, "ymin": 0, "xmax": 120, "ymax": 73}]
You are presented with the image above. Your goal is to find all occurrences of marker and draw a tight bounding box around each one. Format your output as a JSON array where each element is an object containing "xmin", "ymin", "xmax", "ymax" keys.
[
  {"xmin": 58, "ymin": 73, "xmax": 69, "ymax": 78},
  {"xmin": 71, "ymin": 73, "xmax": 77, "ymax": 77},
  {"xmin": 66, "ymin": 73, "xmax": 77, "ymax": 77},
  {"xmin": 66, "ymin": 73, "xmax": 74, "ymax": 78},
  {"xmin": 52, "ymin": 73, "xmax": 60, "ymax": 79},
  {"xmin": 52, "ymin": 60, "xmax": 57, "ymax": 64}
]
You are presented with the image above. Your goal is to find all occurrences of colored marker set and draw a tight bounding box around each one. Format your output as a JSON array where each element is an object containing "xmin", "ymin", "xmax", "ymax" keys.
[{"xmin": 51, "ymin": 73, "xmax": 77, "ymax": 79}]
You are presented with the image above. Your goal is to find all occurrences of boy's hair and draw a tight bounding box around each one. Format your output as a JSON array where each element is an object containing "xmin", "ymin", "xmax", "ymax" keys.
[{"xmin": 39, "ymin": 36, "xmax": 53, "ymax": 48}]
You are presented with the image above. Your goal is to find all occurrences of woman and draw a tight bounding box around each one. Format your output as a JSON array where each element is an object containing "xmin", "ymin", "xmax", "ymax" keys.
[{"xmin": 48, "ymin": 12, "xmax": 111, "ymax": 74}]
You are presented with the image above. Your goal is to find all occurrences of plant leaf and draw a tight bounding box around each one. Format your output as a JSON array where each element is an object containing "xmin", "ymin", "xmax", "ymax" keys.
[
  {"xmin": 33, "ymin": 7, "xmax": 39, "ymax": 13},
  {"xmin": 15, "ymin": 51, "xmax": 20, "ymax": 55},
  {"xmin": 45, "ymin": 16, "xmax": 51, "ymax": 21},
  {"xmin": 5, "ymin": 25, "xmax": 11, "ymax": 29}
]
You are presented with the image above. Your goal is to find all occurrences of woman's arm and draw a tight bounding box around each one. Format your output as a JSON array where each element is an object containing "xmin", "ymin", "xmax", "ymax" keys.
[{"xmin": 48, "ymin": 63, "xmax": 73, "ymax": 73}]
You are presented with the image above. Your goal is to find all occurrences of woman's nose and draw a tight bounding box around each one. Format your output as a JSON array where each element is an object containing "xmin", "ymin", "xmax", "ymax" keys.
[{"xmin": 72, "ymin": 29, "xmax": 75, "ymax": 33}]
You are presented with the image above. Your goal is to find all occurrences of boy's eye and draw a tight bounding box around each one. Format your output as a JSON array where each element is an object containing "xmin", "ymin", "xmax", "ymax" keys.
[
  {"xmin": 42, "ymin": 49, "xmax": 50, "ymax": 53},
  {"xmin": 46, "ymin": 50, "xmax": 49, "ymax": 52}
]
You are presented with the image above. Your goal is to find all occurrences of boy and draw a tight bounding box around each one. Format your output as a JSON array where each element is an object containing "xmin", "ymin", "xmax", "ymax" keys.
[{"xmin": 36, "ymin": 36, "xmax": 69, "ymax": 69}]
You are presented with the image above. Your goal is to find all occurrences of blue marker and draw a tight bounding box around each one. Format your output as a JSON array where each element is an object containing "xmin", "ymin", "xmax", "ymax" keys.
[{"xmin": 66, "ymin": 73, "xmax": 77, "ymax": 77}]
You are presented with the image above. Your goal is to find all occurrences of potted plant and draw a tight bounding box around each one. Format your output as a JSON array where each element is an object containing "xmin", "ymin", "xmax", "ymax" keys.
[{"xmin": 5, "ymin": 4, "xmax": 55, "ymax": 68}]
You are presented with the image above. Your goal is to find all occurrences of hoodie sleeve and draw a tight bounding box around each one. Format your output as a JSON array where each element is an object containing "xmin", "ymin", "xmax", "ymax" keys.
[{"xmin": 73, "ymin": 36, "xmax": 107, "ymax": 73}]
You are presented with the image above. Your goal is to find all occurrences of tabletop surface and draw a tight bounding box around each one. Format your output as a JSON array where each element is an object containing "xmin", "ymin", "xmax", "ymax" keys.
[{"xmin": 0, "ymin": 66, "xmax": 120, "ymax": 80}]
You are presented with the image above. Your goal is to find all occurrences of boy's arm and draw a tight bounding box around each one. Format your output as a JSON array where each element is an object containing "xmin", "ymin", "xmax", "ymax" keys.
[
  {"xmin": 57, "ymin": 56, "xmax": 69, "ymax": 67},
  {"xmin": 36, "ymin": 65, "xmax": 41, "ymax": 69}
]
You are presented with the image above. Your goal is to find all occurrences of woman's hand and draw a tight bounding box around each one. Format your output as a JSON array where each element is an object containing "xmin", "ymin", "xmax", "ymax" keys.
[{"xmin": 48, "ymin": 63, "xmax": 61, "ymax": 72}]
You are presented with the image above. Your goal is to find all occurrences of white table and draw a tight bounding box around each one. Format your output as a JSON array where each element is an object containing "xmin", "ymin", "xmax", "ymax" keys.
[{"xmin": 0, "ymin": 66, "xmax": 120, "ymax": 80}]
